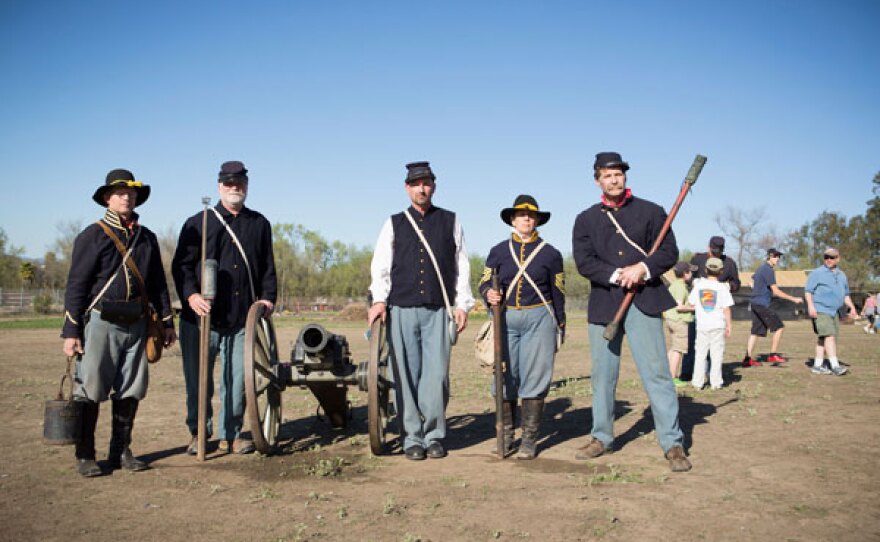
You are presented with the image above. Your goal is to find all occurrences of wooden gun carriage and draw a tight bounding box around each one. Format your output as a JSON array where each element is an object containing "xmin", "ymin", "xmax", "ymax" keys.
[{"xmin": 242, "ymin": 302, "xmax": 394, "ymax": 455}]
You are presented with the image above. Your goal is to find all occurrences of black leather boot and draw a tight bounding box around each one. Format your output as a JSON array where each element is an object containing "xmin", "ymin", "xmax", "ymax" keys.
[
  {"xmin": 75, "ymin": 401, "xmax": 102, "ymax": 477},
  {"xmin": 517, "ymin": 398, "xmax": 544, "ymax": 460},
  {"xmin": 490, "ymin": 400, "xmax": 518, "ymax": 457},
  {"xmin": 108, "ymin": 398, "xmax": 148, "ymax": 471}
]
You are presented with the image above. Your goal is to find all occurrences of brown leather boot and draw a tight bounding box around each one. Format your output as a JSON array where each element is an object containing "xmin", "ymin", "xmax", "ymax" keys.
[
  {"xmin": 108, "ymin": 398, "xmax": 148, "ymax": 471},
  {"xmin": 665, "ymin": 446, "xmax": 692, "ymax": 472},
  {"xmin": 75, "ymin": 401, "xmax": 102, "ymax": 477},
  {"xmin": 517, "ymin": 398, "xmax": 544, "ymax": 460}
]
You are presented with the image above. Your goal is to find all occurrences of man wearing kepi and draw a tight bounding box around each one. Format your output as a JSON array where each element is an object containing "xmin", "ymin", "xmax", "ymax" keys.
[
  {"xmin": 572, "ymin": 152, "xmax": 691, "ymax": 472},
  {"xmin": 62, "ymin": 169, "xmax": 176, "ymax": 477},
  {"xmin": 368, "ymin": 161, "xmax": 475, "ymax": 461},
  {"xmin": 805, "ymin": 247, "xmax": 858, "ymax": 376},
  {"xmin": 172, "ymin": 161, "xmax": 277, "ymax": 455},
  {"xmin": 690, "ymin": 236, "xmax": 741, "ymax": 292}
]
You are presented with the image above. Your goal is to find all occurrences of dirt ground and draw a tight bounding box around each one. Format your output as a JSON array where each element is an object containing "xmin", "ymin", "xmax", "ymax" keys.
[{"xmin": 1, "ymin": 316, "xmax": 878, "ymax": 542}]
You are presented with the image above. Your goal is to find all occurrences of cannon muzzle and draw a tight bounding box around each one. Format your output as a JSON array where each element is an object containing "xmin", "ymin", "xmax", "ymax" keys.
[{"xmin": 292, "ymin": 323, "xmax": 353, "ymax": 374}]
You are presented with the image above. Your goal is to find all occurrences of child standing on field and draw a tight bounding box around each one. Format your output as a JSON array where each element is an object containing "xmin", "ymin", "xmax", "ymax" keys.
[
  {"xmin": 861, "ymin": 292, "xmax": 877, "ymax": 334},
  {"xmin": 688, "ymin": 257, "xmax": 734, "ymax": 390},
  {"xmin": 664, "ymin": 262, "xmax": 695, "ymax": 387}
]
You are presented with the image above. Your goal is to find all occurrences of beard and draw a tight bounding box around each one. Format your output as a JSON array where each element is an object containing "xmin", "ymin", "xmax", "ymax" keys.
[{"xmin": 221, "ymin": 192, "xmax": 247, "ymax": 208}]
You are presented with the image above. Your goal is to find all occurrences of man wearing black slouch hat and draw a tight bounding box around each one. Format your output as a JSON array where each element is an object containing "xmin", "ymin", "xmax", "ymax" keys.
[{"xmin": 62, "ymin": 168, "xmax": 176, "ymax": 476}]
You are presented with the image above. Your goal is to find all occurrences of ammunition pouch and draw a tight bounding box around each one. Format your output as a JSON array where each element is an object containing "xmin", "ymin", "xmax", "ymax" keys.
[{"xmin": 100, "ymin": 301, "xmax": 143, "ymax": 325}]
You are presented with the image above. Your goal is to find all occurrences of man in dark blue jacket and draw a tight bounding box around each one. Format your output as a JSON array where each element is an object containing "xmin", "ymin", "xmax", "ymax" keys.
[
  {"xmin": 172, "ymin": 161, "xmax": 277, "ymax": 456},
  {"xmin": 62, "ymin": 169, "xmax": 176, "ymax": 476},
  {"xmin": 572, "ymin": 152, "xmax": 691, "ymax": 472}
]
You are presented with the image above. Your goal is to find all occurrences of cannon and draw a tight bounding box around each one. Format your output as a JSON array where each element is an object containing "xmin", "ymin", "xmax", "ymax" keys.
[{"xmin": 242, "ymin": 302, "xmax": 395, "ymax": 455}]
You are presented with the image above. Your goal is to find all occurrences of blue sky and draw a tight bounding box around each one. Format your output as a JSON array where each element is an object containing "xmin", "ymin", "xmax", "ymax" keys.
[{"xmin": 1, "ymin": 1, "xmax": 877, "ymax": 261}]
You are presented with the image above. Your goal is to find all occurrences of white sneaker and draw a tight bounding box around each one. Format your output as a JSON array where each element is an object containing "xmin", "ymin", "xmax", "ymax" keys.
[
  {"xmin": 811, "ymin": 365, "xmax": 832, "ymax": 375},
  {"xmin": 830, "ymin": 365, "xmax": 849, "ymax": 376}
]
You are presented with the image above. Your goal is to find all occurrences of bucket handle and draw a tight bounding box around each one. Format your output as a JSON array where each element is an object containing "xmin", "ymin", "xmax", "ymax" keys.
[{"xmin": 57, "ymin": 355, "xmax": 78, "ymax": 402}]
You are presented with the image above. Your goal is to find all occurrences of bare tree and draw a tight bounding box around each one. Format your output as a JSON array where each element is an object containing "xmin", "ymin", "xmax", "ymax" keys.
[
  {"xmin": 52, "ymin": 220, "xmax": 84, "ymax": 263},
  {"xmin": 156, "ymin": 225, "xmax": 179, "ymax": 305},
  {"xmin": 713, "ymin": 206, "xmax": 768, "ymax": 270}
]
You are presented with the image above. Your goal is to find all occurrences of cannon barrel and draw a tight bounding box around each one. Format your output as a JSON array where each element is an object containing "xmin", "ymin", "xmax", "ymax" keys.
[{"xmin": 292, "ymin": 323, "xmax": 353, "ymax": 374}]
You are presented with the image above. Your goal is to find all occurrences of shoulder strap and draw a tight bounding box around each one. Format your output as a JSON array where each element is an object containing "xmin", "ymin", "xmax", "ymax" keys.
[
  {"xmin": 403, "ymin": 209, "xmax": 454, "ymax": 321},
  {"xmin": 605, "ymin": 211, "xmax": 648, "ymax": 257},
  {"xmin": 210, "ymin": 207, "xmax": 257, "ymax": 302},
  {"xmin": 506, "ymin": 240, "xmax": 558, "ymax": 328},
  {"xmin": 95, "ymin": 220, "xmax": 148, "ymax": 310},
  {"xmin": 504, "ymin": 240, "xmax": 546, "ymax": 302}
]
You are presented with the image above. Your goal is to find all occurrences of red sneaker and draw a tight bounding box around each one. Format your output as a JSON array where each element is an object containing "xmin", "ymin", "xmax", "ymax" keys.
[
  {"xmin": 766, "ymin": 354, "xmax": 786, "ymax": 364},
  {"xmin": 741, "ymin": 355, "xmax": 761, "ymax": 367}
]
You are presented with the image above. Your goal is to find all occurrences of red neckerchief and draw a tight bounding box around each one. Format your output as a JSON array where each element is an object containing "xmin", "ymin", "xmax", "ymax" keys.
[
  {"xmin": 601, "ymin": 188, "xmax": 633, "ymax": 208},
  {"xmin": 120, "ymin": 214, "xmax": 138, "ymax": 232}
]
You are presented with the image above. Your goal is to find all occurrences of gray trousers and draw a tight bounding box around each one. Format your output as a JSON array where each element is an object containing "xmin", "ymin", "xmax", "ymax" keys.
[
  {"xmin": 388, "ymin": 306, "xmax": 452, "ymax": 449},
  {"xmin": 493, "ymin": 306, "xmax": 556, "ymax": 400},
  {"xmin": 75, "ymin": 309, "xmax": 149, "ymax": 402}
]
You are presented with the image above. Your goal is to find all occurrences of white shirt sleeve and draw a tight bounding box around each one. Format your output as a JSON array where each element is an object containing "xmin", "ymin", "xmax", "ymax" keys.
[
  {"xmin": 453, "ymin": 216, "xmax": 476, "ymax": 312},
  {"xmin": 719, "ymin": 285, "xmax": 735, "ymax": 309},
  {"xmin": 368, "ymin": 218, "xmax": 394, "ymax": 304}
]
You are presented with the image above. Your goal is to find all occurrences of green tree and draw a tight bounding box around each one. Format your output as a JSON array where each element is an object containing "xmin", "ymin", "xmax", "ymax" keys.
[
  {"xmin": 41, "ymin": 220, "xmax": 84, "ymax": 291},
  {"xmin": 19, "ymin": 261, "xmax": 36, "ymax": 284},
  {"xmin": 0, "ymin": 228, "xmax": 24, "ymax": 288},
  {"xmin": 271, "ymin": 223, "xmax": 373, "ymax": 309},
  {"xmin": 867, "ymin": 172, "xmax": 880, "ymax": 274},
  {"xmin": 40, "ymin": 251, "xmax": 67, "ymax": 290},
  {"xmin": 564, "ymin": 254, "xmax": 591, "ymax": 311},
  {"xmin": 785, "ymin": 211, "xmax": 872, "ymax": 289}
]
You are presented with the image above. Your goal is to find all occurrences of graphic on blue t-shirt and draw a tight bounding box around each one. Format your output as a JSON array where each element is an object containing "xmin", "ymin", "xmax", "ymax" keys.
[{"xmin": 699, "ymin": 289, "xmax": 717, "ymax": 312}]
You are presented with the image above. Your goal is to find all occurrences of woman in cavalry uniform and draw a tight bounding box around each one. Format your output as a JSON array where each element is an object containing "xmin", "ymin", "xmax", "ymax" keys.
[{"xmin": 479, "ymin": 195, "xmax": 565, "ymax": 459}]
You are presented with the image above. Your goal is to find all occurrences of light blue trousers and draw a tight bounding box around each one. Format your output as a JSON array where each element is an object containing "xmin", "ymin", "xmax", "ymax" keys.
[
  {"xmin": 75, "ymin": 309, "xmax": 149, "ymax": 402},
  {"xmin": 179, "ymin": 318, "xmax": 246, "ymax": 441},
  {"xmin": 588, "ymin": 305, "xmax": 684, "ymax": 453},
  {"xmin": 388, "ymin": 306, "xmax": 451, "ymax": 450},
  {"xmin": 493, "ymin": 306, "xmax": 556, "ymax": 400}
]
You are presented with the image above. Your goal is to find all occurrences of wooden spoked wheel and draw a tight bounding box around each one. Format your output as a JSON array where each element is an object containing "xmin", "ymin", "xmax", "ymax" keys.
[
  {"xmin": 243, "ymin": 302, "xmax": 282, "ymax": 454},
  {"xmin": 367, "ymin": 318, "xmax": 394, "ymax": 455}
]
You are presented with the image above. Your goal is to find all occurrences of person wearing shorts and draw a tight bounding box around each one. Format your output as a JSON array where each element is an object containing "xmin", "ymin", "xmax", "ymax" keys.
[
  {"xmin": 664, "ymin": 261, "xmax": 695, "ymax": 387},
  {"xmin": 805, "ymin": 247, "xmax": 858, "ymax": 376},
  {"xmin": 742, "ymin": 248, "xmax": 803, "ymax": 366}
]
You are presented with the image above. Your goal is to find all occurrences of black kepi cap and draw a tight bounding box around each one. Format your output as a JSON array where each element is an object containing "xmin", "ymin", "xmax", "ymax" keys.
[
  {"xmin": 219, "ymin": 161, "xmax": 248, "ymax": 184},
  {"xmin": 405, "ymin": 161, "xmax": 435, "ymax": 183},
  {"xmin": 593, "ymin": 152, "xmax": 630, "ymax": 172}
]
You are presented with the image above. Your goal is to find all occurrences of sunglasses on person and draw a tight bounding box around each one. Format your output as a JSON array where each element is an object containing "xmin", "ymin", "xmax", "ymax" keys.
[{"xmin": 823, "ymin": 254, "xmax": 839, "ymax": 260}]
